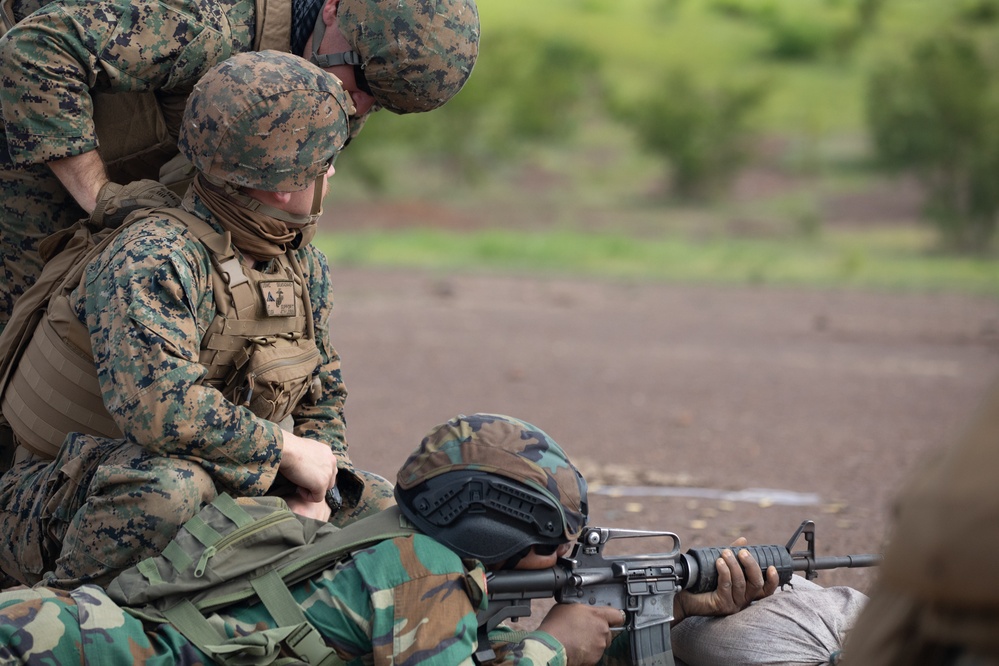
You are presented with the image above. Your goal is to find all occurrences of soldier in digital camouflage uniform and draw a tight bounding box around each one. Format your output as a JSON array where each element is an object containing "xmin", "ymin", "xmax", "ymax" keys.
[
  {"xmin": 0, "ymin": 412, "xmax": 782, "ymax": 666},
  {"xmin": 0, "ymin": 0, "xmax": 479, "ymax": 332},
  {"xmin": 0, "ymin": 50, "xmax": 395, "ymax": 590}
]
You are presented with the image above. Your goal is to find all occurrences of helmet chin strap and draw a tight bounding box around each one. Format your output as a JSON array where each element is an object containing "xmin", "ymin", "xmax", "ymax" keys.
[
  {"xmin": 309, "ymin": 13, "xmax": 361, "ymax": 69},
  {"xmin": 208, "ymin": 175, "xmax": 325, "ymax": 227}
]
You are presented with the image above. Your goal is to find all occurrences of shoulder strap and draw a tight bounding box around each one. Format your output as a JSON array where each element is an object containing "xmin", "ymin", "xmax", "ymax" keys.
[
  {"xmin": 155, "ymin": 207, "xmax": 258, "ymax": 319},
  {"xmin": 0, "ymin": 0, "xmax": 16, "ymax": 38},
  {"xmin": 162, "ymin": 593, "xmax": 347, "ymax": 666}
]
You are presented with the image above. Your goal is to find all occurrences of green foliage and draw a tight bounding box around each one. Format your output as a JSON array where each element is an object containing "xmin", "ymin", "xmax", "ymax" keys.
[
  {"xmin": 957, "ymin": 0, "xmax": 999, "ymax": 24},
  {"xmin": 854, "ymin": 0, "xmax": 886, "ymax": 31},
  {"xmin": 504, "ymin": 37, "xmax": 599, "ymax": 140},
  {"xmin": 706, "ymin": 0, "xmax": 877, "ymax": 61},
  {"xmin": 707, "ymin": 0, "xmax": 775, "ymax": 21},
  {"xmin": 761, "ymin": 14, "xmax": 842, "ymax": 60},
  {"xmin": 617, "ymin": 69, "xmax": 770, "ymax": 201},
  {"xmin": 315, "ymin": 228, "xmax": 999, "ymax": 295},
  {"xmin": 327, "ymin": 0, "xmax": 991, "ymax": 273},
  {"xmin": 866, "ymin": 31, "xmax": 999, "ymax": 251},
  {"xmin": 337, "ymin": 29, "xmax": 598, "ymax": 188}
]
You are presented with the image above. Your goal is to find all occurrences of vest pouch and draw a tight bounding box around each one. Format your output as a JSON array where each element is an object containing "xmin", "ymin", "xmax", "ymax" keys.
[{"xmin": 241, "ymin": 338, "xmax": 320, "ymax": 424}]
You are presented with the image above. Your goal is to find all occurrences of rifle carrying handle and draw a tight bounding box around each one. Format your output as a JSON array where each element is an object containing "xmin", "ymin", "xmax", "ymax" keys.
[
  {"xmin": 630, "ymin": 622, "xmax": 676, "ymax": 666},
  {"xmin": 684, "ymin": 544, "xmax": 794, "ymax": 594}
]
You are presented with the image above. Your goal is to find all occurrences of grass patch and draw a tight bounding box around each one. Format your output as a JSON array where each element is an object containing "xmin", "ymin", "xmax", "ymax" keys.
[{"xmin": 315, "ymin": 228, "xmax": 999, "ymax": 296}]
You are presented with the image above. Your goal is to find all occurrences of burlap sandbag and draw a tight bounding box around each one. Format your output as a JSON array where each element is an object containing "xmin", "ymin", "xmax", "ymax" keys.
[{"xmin": 672, "ymin": 575, "xmax": 868, "ymax": 665}]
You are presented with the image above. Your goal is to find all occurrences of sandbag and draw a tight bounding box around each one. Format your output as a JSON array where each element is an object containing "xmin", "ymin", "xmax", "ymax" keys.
[{"xmin": 672, "ymin": 575, "xmax": 868, "ymax": 666}]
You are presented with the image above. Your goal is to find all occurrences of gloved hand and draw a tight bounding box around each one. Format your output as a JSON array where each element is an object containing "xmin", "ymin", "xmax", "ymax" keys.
[{"xmin": 90, "ymin": 179, "xmax": 181, "ymax": 229}]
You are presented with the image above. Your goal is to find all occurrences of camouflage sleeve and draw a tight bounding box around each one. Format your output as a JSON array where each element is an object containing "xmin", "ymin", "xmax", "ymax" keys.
[
  {"xmin": 0, "ymin": 0, "xmax": 254, "ymax": 166},
  {"xmin": 82, "ymin": 215, "xmax": 282, "ymax": 495},
  {"xmin": 289, "ymin": 245, "xmax": 347, "ymax": 455},
  {"xmin": 271, "ymin": 534, "xmax": 565, "ymax": 665},
  {"xmin": 0, "ymin": 585, "xmax": 201, "ymax": 663}
]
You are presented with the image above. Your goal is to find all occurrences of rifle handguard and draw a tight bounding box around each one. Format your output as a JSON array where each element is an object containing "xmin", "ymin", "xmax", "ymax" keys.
[{"xmin": 682, "ymin": 545, "xmax": 795, "ymax": 594}]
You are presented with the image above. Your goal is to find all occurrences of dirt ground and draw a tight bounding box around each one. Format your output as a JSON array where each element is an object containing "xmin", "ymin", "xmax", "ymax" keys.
[{"xmin": 329, "ymin": 266, "xmax": 999, "ymax": 598}]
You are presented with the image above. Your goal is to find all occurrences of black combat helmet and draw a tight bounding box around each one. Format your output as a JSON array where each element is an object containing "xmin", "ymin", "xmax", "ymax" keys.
[{"xmin": 395, "ymin": 413, "xmax": 588, "ymax": 566}]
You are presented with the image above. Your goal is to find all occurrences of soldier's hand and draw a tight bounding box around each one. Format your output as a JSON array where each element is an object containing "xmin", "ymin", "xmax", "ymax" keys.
[
  {"xmin": 538, "ymin": 604, "xmax": 625, "ymax": 665},
  {"xmin": 674, "ymin": 537, "xmax": 779, "ymax": 624},
  {"xmin": 285, "ymin": 491, "xmax": 333, "ymax": 522},
  {"xmin": 278, "ymin": 429, "xmax": 338, "ymax": 507},
  {"xmin": 90, "ymin": 179, "xmax": 181, "ymax": 229}
]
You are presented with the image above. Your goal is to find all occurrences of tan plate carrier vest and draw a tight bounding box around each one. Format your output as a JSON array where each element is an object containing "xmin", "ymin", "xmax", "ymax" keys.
[
  {"xmin": 0, "ymin": 0, "xmax": 292, "ymax": 193},
  {"xmin": 0, "ymin": 209, "xmax": 321, "ymax": 459}
]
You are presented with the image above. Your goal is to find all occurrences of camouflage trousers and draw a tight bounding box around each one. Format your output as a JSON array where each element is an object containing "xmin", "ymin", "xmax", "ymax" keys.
[
  {"xmin": 0, "ymin": 127, "xmax": 87, "ymax": 334},
  {"xmin": 0, "ymin": 435, "xmax": 215, "ymax": 590},
  {"xmin": 0, "ymin": 433, "xmax": 395, "ymax": 590}
]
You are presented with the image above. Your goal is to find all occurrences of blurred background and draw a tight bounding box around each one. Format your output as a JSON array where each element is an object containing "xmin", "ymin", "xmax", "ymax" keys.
[
  {"xmin": 317, "ymin": 0, "xmax": 999, "ymax": 592},
  {"xmin": 318, "ymin": 0, "xmax": 999, "ymax": 288}
]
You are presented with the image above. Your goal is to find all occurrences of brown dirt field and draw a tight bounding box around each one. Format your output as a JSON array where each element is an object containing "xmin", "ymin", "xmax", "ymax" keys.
[{"xmin": 330, "ymin": 266, "xmax": 999, "ymax": 599}]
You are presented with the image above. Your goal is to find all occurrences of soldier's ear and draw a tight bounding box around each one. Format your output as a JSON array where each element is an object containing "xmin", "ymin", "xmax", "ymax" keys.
[{"xmin": 322, "ymin": 0, "xmax": 340, "ymax": 23}]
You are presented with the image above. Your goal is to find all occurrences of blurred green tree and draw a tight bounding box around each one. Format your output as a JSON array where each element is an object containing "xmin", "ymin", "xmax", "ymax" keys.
[
  {"xmin": 617, "ymin": 69, "xmax": 769, "ymax": 201},
  {"xmin": 866, "ymin": 32, "xmax": 999, "ymax": 251},
  {"xmin": 337, "ymin": 29, "xmax": 598, "ymax": 189},
  {"xmin": 957, "ymin": 0, "xmax": 999, "ymax": 24}
]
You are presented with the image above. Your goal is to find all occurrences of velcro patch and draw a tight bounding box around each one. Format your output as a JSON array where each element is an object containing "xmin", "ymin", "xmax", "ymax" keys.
[{"xmin": 260, "ymin": 281, "xmax": 296, "ymax": 317}]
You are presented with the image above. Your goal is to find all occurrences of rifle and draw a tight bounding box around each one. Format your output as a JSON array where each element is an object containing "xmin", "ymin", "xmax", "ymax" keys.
[{"xmin": 475, "ymin": 520, "xmax": 881, "ymax": 666}]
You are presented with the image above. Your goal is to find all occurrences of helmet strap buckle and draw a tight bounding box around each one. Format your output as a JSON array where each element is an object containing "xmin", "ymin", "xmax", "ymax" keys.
[{"xmin": 309, "ymin": 14, "xmax": 362, "ymax": 69}]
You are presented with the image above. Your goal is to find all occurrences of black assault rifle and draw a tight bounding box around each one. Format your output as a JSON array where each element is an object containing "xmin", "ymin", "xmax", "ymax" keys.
[{"xmin": 476, "ymin": 520, "xmax": 881, "ymax": 666}]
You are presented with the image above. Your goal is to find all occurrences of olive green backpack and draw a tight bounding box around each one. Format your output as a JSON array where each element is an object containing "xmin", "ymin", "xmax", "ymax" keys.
[{"xmin": 106, "ymin": 495, "xmax": 418, "ymax": 666}]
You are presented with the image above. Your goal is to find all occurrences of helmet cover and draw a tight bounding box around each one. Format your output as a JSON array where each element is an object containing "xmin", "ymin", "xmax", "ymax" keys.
[
  {"xmin": 338, "ymin": 0, "xmax": 480, "ymax": 114},
  {"xmin": 179, "ymin": 50, "xmax": 351, "ymax": 191},
  {"xmin": 396, "ymin": 413, "xmax": 588, "ymax": 563}
]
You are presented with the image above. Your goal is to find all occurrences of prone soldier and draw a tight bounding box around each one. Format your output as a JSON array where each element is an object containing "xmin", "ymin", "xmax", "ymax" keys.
[{"xmin": 0, "ymin": 412, "xmax": 793, "ymax": 665}]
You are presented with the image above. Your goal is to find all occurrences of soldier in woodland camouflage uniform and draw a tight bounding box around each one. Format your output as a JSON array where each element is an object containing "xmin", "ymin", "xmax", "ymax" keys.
[
  {"xmin": 0, "ymin": 51, "xmax": 394, "ymax": 590},
  {"xmin": 0, "ymin": 412, "xmax": 781, "ymax": 665},
  {"xmin": 0, "ymin": 0, "xmax": 479, "ymax": 332}
]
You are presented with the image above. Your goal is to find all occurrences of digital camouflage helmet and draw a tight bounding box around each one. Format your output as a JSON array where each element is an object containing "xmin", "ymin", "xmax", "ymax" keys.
[
  {"xmin": 310, "ymin": 0, "xmax": 479, "ymax": 114},
  {"xmin": 178, "ymin": 50, "xmax": 351, "ymax": 193},
  {"xmin": 395, "ymin": 413, "xmax": 588, "ymax": 566}
]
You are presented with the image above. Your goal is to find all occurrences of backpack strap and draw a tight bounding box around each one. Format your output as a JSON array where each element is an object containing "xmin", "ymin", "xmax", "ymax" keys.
[
  {"xmin": 163, "ymin": 591, "xmax": 346, "ymax": 666},
  {"xmin": 251, "ymin": 570, "xmax": 345, "ymax": 666},
  {"xmin": 161, "ymin": 600, "xmax": 231, "ymax": 656},
  {"xmin": 308, "ymin": 504, "xmax": 416, "ymax": 554}
]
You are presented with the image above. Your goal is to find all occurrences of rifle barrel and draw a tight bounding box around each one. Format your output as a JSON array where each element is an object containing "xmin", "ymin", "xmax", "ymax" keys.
[{"xmin": 797, "ymin": 554, "xmax": 883, "ymax": 571}]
